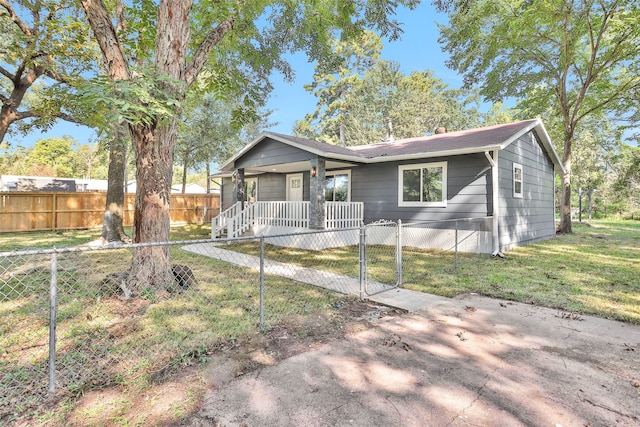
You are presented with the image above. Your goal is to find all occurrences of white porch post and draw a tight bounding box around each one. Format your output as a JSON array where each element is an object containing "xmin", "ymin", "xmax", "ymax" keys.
[{"xmin": 309, "ymin": 158, "xmax": 325, "ymax": 229}]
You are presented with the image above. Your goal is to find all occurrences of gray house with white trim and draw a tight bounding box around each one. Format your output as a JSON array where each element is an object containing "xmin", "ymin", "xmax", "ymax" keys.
[{"xmin": 212, "ymin": 119, "xmax": 564, "ymax": 253}]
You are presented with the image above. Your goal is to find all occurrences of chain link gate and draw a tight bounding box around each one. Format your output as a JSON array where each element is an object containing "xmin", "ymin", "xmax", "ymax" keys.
[{"xmin": 361, "ymin": 220, "xmax": 401, "ymax": 296}]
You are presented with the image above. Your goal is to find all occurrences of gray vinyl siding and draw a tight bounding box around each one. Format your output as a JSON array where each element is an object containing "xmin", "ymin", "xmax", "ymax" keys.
[
  {"xmin": 497, "ymin": 131, "xmax": 556, "ymax": 250},
  {"xmin": 221, "ymin": 177, "xmax": 234, "ymax": 211},
  {"xmin": 351, "ymin": 153, "xmax": 492, "ymax": 224},
  {"xmin": 256, "ymin": 173, "xmax": 286, "ymax": 201},
  {"xmin": 235, "ymin": 138, "xmax": 315, "ymax": 169}
]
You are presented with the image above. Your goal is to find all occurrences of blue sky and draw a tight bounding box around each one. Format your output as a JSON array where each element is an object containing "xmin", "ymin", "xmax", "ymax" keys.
[{"xmin": 11, "ymin": 2, "xmax": 454, "ymax": 149}]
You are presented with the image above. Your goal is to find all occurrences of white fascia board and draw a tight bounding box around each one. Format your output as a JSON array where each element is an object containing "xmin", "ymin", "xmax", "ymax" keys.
[{"xmin": 361, "ymin": 145, "xmax": 503, "ymax": 163}]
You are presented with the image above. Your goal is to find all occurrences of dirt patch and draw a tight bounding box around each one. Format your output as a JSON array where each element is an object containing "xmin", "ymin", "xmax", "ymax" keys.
[
  {"xmin": 204, "ymin": 298, "xmax": 403, "ymax": 380},
  {"xmin": 181, "ymin": 294, "xmax": 640, "ymax": 427},
  {"xmin": 63, "ymin": 297, "xmax": 403, "ymax": 426}
]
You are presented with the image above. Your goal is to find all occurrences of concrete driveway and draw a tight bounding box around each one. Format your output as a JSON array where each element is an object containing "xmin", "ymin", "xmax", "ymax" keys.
[{"xmin": 186, "ymin": 294, "xmax": 640, "ymax": 427}]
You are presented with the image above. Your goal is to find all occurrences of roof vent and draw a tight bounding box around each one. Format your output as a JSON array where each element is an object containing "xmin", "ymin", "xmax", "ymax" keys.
[{"xmin": 435, "ymin": 127, "xmax": 447, "ymax": 134}]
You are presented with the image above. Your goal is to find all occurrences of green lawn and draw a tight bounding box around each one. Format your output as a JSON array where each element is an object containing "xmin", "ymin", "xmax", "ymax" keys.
[
  {"xmin": 1, "ymin": 220, "xmax": 638, "ymax": 425},
  {"xmin": 224, "ymin": 220, "xmax": 640, "ymax": 324},
  {"xmin": 0, "ymin": 223, "xmax": 342, "ymax": 425}
]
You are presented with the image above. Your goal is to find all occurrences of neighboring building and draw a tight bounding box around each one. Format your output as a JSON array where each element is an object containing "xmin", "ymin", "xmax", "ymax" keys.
[
  {"xmin": 212, "ymin": 119, "xmax": 564, "ymax": 253},
  {"xmin": 1, "ymin": 175, "xmax": 77, "ymax": 192},
  {"xmin": 2, "ymin": 176, "xmax": 213, "ymax": 195},
  {"xmin": 171, "ymin": 183, "xmax": 208, "ymax": 194}
]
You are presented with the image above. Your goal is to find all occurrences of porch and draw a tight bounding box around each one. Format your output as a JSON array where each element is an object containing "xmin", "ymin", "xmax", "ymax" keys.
[{"xmin": 212, "ymin": 200, "xmax": 364, "ymax": 240}]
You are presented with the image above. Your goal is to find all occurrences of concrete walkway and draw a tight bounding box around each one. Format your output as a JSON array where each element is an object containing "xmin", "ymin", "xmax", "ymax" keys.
[{"xmin": 181, "ymin": 242, "xmax": 449, "ymax": 311}]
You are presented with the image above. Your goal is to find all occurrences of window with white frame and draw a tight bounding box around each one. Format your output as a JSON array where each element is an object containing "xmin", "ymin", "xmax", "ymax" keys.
[
  {"xmin": 398, "ymin": 162, "xmax": 447, "ymax": 207},
  {"xmin": 324, "ymin": 170, "xmax": 351, "ymax": 201},
  {"xmin": 513, "ymin": 163, "xmax": 523, "ymax": 198}
]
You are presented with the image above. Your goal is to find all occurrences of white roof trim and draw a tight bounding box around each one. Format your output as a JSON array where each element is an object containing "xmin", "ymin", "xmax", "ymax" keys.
[
  {"xmin": 498, "ymin": 119, "xmax": 564, "ymax": 173},
  {"xmin": 220, "ymin": 120, "xmax": 565, "ymax": 174}
]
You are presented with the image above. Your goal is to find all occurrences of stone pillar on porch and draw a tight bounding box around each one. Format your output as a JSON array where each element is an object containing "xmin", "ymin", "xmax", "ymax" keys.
[
  {"xmin": 309, "ymin": 158, "xmax": 325, "ymax": 229},
  {"xmin": 232, "ymin": 168, "xmax": 245, "ymax": 207}
]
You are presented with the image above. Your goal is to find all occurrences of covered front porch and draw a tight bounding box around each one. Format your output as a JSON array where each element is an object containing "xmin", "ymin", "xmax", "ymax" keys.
[{"xmin": 212, "ymin": 132, "xmax": 363, "ymax": 240}]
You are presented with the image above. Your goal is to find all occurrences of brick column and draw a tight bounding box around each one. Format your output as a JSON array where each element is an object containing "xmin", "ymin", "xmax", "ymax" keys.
[{"xmin": 309, "ymin": 158, "xmax": 325, "ymax": 229}]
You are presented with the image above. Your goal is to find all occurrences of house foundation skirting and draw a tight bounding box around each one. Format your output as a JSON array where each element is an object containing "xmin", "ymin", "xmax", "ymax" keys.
[{"xmin": 254, "ymin": 225, "xmax": 360, "ymax": 250}]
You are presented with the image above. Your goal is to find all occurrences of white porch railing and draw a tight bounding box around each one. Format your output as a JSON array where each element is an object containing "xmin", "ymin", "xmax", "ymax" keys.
[
  {"xmin": 212, "ymin": 201, "xmax": 364, "ymax": 238},
  {"xmin": 325, "ymin": 202, "xmax": 363, "ymax": 228},
  {"xmin": 212, "ymin": 201, "xmax": 243, "ymax": 238}
]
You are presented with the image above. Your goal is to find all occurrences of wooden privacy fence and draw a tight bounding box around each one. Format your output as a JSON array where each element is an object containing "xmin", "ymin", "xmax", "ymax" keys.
[{"xmin": 0, "ymin": 192, "xmax": 220, "ymax": 233}]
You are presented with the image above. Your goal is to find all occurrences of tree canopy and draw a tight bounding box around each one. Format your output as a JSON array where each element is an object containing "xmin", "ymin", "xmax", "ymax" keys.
[
  {"xmin": 436, "ymin": 0, "xmax": 640, "ymax": 233},
  {"xmin": 296, "ymin": 32, "xmax": 489, "ymax": 146},
  {"xmin": 0, "ymin": 0, "xmax": 97, "ymax": 144},
  {"xmin": 77, "ymin": 0, "xmax": 422, "ymax": 293}
]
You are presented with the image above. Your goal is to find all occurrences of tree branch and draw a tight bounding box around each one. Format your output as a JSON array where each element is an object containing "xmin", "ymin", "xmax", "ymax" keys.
[
  {"xmin": 0, "ymin": 0, "xmax": 34, "ymax": 36},
  {"xmin": 80, "ymin": 0, "xmax": 130, "ymax": 81},
  {"xmin": 185, "ymin": 17, "xmax": 236, "ymax": 87},
  {"xmin": 0, "ymin": 64, "xmax": 15, "ymax": 80}
]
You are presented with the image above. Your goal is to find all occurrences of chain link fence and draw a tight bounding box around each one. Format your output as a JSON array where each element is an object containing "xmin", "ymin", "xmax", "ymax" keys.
[
  {"xmin": 400, "ymin": 217, "xmax": 494, "ymax": 287},
  {"xmin": 1, "ymin": 217, "xmax": 492, "ymax": 425}
]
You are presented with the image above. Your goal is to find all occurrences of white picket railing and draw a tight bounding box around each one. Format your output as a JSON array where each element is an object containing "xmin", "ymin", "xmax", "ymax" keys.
[
  {"xmin": 212, "ymin": 201, "xmax": 242, "ymax": 238},
  {"xmin": 325, "ymin": 202, "xmax": 364, "ymax": 229},
  {"xmin": 212, "ymin": 201, "xmax": 364, "ymax": 238},
  {"xmin": 252, "ymin": 201, "xmax": 310, "ymax": 228}
]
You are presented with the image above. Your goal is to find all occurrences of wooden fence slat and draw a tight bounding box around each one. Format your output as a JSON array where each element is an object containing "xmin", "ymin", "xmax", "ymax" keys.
[{"xmin": 0, "ymin": 192, "xmax": 220, "ymax": 233}]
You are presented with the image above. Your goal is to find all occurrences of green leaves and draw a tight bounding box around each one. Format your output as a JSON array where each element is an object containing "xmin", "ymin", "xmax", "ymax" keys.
[{"xmin": 78, "ymin": 70, "xmax": 185, "ymax": 129}]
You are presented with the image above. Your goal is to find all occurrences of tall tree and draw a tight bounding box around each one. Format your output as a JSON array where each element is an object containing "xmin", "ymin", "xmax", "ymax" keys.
[
  {"xmin": 297, "ymin": 59, "xmax": 483, "ymax": 145},
  {"xmin": 300, "ymin": 30, "xmax": 383, "ymax": 146},
  {"xmin": 436, "ymin": 0, "xmax": 640, "ymax": 233},
  {"xmin": 26, "ymin": 136, "xmax": 77, "ymax": 177},
  {"xmin": 79, "ymin": 0, "xmax": 419, "ymax": 294},
  {"xmin": 176, "ymin": 94, "xmax": 273, "ymax": 193},
  {"xmin": 0, "ymin": 0, "xmax": 96, "ymax": 143}
]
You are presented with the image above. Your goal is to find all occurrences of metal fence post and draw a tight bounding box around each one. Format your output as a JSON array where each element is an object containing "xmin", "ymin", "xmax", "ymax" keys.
[
  {"xmin": 396, "ymin": 219, "xmax": 403, "ymax": 286},
  {"xmin": 454, "ymin": 219, "xmax": 459, "ymax": 269},
  {"xmin": 259, "ymin": 236, "xmax": 265, "ymax": 333},
  {"xmin": 359, "ymin": 223, "xmax": 366, "ymax": 300},
  {"xmin": 49, "ymin": 250, "xmax": 58, "ymax": 394}
]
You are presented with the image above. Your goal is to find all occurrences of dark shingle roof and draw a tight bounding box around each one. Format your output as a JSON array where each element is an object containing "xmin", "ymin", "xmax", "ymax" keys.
[
  {"xmin": 221, "ymin": 119, "xmax": 564, "ymax": 172},
  {"xmin": 350, "ymin": 119, "xmax": 540, "ymax": 158}
]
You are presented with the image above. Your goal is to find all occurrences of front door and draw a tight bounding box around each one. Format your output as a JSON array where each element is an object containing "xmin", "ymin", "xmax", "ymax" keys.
[{"xmin": 286, "ymin": 173, "xmax": 303, "ymax": 201}]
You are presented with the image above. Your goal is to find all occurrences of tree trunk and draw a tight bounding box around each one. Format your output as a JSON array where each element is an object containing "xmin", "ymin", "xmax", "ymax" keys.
[
  {"xmin": 182, "ymin": 153, "xmax": 188, "ymax": 193},
  {"xmin": 206, "ymin": 162, "xmax": 211, "ymax": 193},
  {"xmin": 558, "ymin": 135, "xmax": 573, "ymax": 234},
  {"xmin": 0, "ymin": 76, "xmax": 34, "ymax": 143},
  {"xmin": 100, "ymin": 123, "xmax": 130, "ymax": 243},
  {"xmin": 127, "ymin": 121, "xmax": 176, "ymax": 293}
]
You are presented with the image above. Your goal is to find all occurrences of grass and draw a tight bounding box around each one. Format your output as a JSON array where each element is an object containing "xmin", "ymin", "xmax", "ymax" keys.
[
  {"xmin": 223, "ymin": 220, "xmax": 640, "ymax": 324},
  {"xmin": 1, "ymin": 220, "xmax": 638, "ymax": 425},
  {"xmin": 0, "ymin": 224, "xmax": 343, "ymax": 425}
]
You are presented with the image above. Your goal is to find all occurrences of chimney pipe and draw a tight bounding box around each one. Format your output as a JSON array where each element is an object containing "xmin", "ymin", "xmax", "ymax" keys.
[{"xmin": 386, "ymin": 118, "xmax": 394, "ymax": 143}]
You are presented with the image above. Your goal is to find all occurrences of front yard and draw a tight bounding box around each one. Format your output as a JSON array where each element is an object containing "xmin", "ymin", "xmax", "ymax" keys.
[{"xmin": 0, "ymin": 219, "xmax": 638, "ymax": 425}]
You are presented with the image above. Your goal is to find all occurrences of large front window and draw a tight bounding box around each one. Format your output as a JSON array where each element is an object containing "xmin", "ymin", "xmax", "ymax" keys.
[
  {"xmin": 325, "ymin": 170, "xmax": 350, "ymax": 201},
  {"xmin": 398, "ymin": 162, "xmax": 447, "ymax": 207}
]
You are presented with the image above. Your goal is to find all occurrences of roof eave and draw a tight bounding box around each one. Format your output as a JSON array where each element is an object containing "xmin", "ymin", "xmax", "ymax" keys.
[
  {"xmin": 362, "ymin": 145, "xmax": 503, "ymax": 163},
  {"xmin": 498, "ymin": 118, "xmax": 565, "ymax": 174},
  {"xmin": 219, "ymin": 132, "xmax": 367, "ymax": 171}
]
